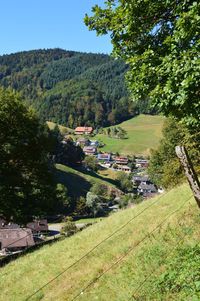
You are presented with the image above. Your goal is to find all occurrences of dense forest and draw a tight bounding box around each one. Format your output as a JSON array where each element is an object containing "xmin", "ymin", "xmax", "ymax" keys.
[{"xmin": 0, "ymin": 48, "xmax": 155, "ymax": 128}]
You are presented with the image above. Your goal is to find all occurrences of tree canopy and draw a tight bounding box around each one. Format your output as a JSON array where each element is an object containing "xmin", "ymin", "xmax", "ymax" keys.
[
  {"xmin": 0, "ymin": 89, "xmax": 66, "ymax": 223},
  {"xmin": 148, "ymin": 118, "xmax": 200, "ymax": 188},
  {"xmin": 85, "ymin": 1, "xmax": 200, "ymax": 127}
]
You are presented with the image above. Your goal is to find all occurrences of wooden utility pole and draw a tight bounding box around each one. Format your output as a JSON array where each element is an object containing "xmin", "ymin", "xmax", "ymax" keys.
[{"xmin": 175, "ymin": 146, "xmax": 200, "ymax": 208}]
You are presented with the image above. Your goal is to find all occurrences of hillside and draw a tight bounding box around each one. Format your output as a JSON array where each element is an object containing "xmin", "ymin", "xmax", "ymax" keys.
[
  {"xmin": 95, "ymin": 114, "xmax": 165, "ymax": 155},
  {"xmin": 0, "ymin": 182, "xmax": 199, "ymax": 301},
  {"xmin": 0, "ymin": 49, "xmax": 142, "ymax": 128},
  {"xmin": 55, "ymin": 164, "xmax": 119, "ymax": 199}
]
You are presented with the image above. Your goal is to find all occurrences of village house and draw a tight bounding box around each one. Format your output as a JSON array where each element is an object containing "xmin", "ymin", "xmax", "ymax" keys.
[
  {"xmin": 137, "ymin": 183, "xmax": 157, "ymax": 197},
  {"xmin": 97, "ymin": 153, "xmax": 111, "ymax": 162},
  {"xmin": 83, "ymin": 146, "xmax": 97, "ymax": 155},
  {"xmin": 90, "ymin": 140, "xmax": 99, "ymax": 147},
  {"xmin": 114, "ymin": 156, "xmax": 129, "ymax": 165},
  {"xmin": 113, "ymin": 165, "xmax": 131, "ymax": 173},
  {"xmin": 76, "ymin": 137, "xmax": 90, "ymax": 147},
  {"xmin": 132, "ymin": 175, "xmax": 150, "ymax": 185},
  {"xmin": 135, "ymin": 159, "xmax": 149, "ymax": 168},
  {"xmin": 26, "ymin": 219, "xmax": 48, "ymax": 234},
  {"xmin": 0, "ymin": 218, "xmax": 20, "ymax": 230},
  {"xmin": 0, "ymin": 228, "xmax": 35, "ymax": 252},
  {"xmin": 75, "ymin": 126, "xmax": 93, "ymax": 135}
]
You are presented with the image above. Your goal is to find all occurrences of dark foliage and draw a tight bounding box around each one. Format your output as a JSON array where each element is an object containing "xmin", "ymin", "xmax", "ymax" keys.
[{"xmin": 0, "ymin": 48, "xmax": 156, "ymax": 128}]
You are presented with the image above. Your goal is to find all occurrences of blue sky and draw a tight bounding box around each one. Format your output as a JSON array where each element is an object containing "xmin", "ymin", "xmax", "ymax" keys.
[{"xmin": 0, "ymin": 0, "xmax": 112, "ymax": 55}]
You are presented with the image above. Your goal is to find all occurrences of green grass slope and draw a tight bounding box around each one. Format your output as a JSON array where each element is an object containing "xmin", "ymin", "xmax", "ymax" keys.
[
  {"xmin": 95, "ymin": 114, "xmax": 165, "ymax": 155},
  {"xmin": 1, "ymin": 182, "xmax": 199, "ymax": 301},
  {"xmin": 55, "ymin": 164, "xmax": 119, "ymax": 198}
]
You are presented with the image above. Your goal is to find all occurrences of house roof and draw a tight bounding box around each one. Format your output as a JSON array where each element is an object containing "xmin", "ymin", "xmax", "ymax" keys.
[
  {"xmin": 27, "ymin": 219, "xmax": 48, "ymax": 232},
  {"xmin": 97, "ymin": 153, "xmax": 111, "ymax": 160},
  {"xmin": 0, "ymin": 228, "xmax": 35, "ymax": 249},
  {"xmin": 115, "ymin": 156, "xmax": 128, "ymax": 161},
  {"xmin": 138, "ymin": 183, "xmax": 157, "ymax": 192},
  {"xmin": 75, "ymin": 127, "xmax": 93, "ymax": 132},
  {"xmin": 133, "ymin": 175, "xmax": 149, "ymax": 182},
  {"xmin": 83, "ymin": 146, "xmax": 97, "ymax": 152}
]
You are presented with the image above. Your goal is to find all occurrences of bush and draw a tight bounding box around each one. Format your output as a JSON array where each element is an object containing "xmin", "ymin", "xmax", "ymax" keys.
[{"xmin": 61, "ymin": 217, "xmax": 78, "ymax": 237}]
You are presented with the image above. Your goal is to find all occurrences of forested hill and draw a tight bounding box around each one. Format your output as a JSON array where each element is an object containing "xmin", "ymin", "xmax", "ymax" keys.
[{"xmin": 0, "ymin": 48, "xmax": 153, "ymax": 127}]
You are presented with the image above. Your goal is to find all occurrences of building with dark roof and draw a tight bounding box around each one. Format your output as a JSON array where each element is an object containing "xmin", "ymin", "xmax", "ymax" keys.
[
  {"xmin": 0, "ymin": 228, "xmax": 35, "ymax": 251},
  {"xmin": 27, "ymin": 219, "xmax": 48, "ymax": 233},
  {"xmin": 138, "ymin": 183, "xmax": 157, "ymax": 196}
]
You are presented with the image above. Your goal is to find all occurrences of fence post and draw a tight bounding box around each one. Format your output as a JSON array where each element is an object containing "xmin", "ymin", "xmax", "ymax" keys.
[{"xmin": 175, "ymin": 146, "xmax": 200, "ymax": 208}]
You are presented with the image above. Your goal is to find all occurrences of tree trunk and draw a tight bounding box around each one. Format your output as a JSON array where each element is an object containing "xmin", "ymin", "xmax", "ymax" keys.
[{"xmin": 175, "ymin": 146, "xmax": 200, "ymax": 208}]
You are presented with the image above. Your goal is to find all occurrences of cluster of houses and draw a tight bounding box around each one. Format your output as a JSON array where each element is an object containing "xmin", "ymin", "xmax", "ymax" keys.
[
  {"xmin": 132, "ymin": 175, "xmax": 159, "ymax": 198},
  {"xmin": 0, "ymin": 219, "xmax": 48, "ymax": 255},
  {"xmin": 72, "ymin": 126, "xmax": 160, "ymax": 197}
]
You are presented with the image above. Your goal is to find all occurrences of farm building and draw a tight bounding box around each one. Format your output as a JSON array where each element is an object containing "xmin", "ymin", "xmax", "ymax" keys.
[
  {"xmin": 114, "ymin": 165, "xmax": 131, "ymax": 173},
  {"xmin": 83, "ymin": 146, "xmax": 97, "ymax": 155},
  {"xmin": 115, "ymin": 156, "xmax": 129, "ymax": 165},
  {"xmin": 135, "ymin": 159, "xmax": 149, "ymax": 168},
  {"xmin": 97, "ymin": 153, "xmax": 111, "ymax": 162},
  {"xmin": 138, "ymin": 183, "xmax": 157, "ymax": 196},
  {"xmin": 132, "ymin": 175, "xmax": 150, "ymax": 185},
  {"xmin": 0, "ymin": 228, "xmax": 35, "ymax": 251},
  {"xmin": 76, "ymin": 137, "xmax": 90, "ymax": 147},
  {"xmin": 0, "ymin": 218, "xmax": 20, "ymax": 229},
  {"xmin": 27, "ymin": 219, "xmax": 48, "ymax": 233},
  {"xmin": 90, "ymin": 140, "xmax": 99, "ymax": 147},
  {"xmin": 75, "ymin": 127, "xmax": 93, "ymax": 135}
]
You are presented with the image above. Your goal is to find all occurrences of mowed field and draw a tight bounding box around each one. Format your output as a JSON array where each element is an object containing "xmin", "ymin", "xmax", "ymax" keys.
[{"xmin": 95, "ymin": 114, "xmax": 165, "ymax": 155}]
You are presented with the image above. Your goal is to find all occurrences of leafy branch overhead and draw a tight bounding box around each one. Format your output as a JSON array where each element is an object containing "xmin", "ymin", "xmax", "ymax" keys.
[{"xmin": 85, "ymin": 0, "xmax": 200, "ymax": 126}]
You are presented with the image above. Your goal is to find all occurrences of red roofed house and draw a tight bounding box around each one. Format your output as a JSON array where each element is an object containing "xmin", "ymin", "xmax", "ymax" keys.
[
  {"xmin": 115, "ymin": 156, "xmax": 129, "ymax": 165},
  {"xmin": 75, "ymin": 127, "xmax": 93, "ymax": 135}
]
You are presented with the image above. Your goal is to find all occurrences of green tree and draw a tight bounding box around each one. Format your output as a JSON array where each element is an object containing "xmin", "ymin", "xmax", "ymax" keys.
[
  {"xmin": 84, "ymin": 156, "xmax": 99, "ymax": 171},
  {"xmin": 90, "ymin": 183, "xmax": 108, "ymax": 198},
  {"xmin": 0, "ymin": 88, "xmax": 60, "ymax": 223},
  {"xmin": 148, "ymin": 118, "xmax": 200, "ymax": 188},
  {"xmin": 85, "ymin": 1, "xmax": 200, "ymax": 127},
  {"xmin": 86, "ymin": 192, "xmax": 103, "ymax": 217},
  {"xmin": 116, "ymin": 172, "xmax": 133, "ymax": 193}
]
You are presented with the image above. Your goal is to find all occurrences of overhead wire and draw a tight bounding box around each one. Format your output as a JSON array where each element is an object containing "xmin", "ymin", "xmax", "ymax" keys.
[
  {"xmin": 24, "ymin": 190, "xmax": 173, "ymax": 300},
  {"xmin": 69, "ymin": 195, "xmax": 193, "ymax": 301}
]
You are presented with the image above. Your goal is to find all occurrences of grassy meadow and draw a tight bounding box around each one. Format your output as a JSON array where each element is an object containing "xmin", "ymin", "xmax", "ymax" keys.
[
  {"xmin": 0, "ymin": 182, "xmax": 199, "ymax": 301},
  {"xmin": 47, "ymin": 114, "xmax": 165, "ymax": 156},
  {"xmin": 46, "ymin": 121, "xmax": 71, "ymax": 135},
  {"xmin": 95, "ymin": 114, "xmax": 165, "ymax": 155}
]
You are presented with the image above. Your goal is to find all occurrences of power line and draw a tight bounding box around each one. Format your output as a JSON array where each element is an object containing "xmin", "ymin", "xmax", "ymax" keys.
[
  {"xmin": 24, "ymin": 190, "xmax": 171, "ymax": 300},
  {"xmin": 69, "ymin": 195, "xmax": 192, "ymax": 301},
  {"xmin": 0, "ymin": 215, "xmax": 62, "ymax": 251},
  {"xmin": 129, "ymin": 225, "xmax": 189, "ymax": 300}
]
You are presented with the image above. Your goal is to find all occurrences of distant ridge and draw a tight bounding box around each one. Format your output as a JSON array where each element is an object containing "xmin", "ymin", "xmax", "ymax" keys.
[{"xmin": 0, "ymin": 48, "xmax": 156, "ymax": 128}]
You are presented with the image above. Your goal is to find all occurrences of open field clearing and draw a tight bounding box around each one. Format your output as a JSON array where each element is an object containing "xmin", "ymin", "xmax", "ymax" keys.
[{"xmin": 95, "ymin": 114, "xmax": 165, "ymax": 155}]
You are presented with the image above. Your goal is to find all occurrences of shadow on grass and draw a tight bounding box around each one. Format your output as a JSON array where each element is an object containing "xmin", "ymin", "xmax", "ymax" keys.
[
  {"xmin": 55, "ymin": 169, "xmax": 92, "ymax": 198},
  {"xmin": 75, "ymin": 166, "xmax": 118, "ymax": 187}
]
